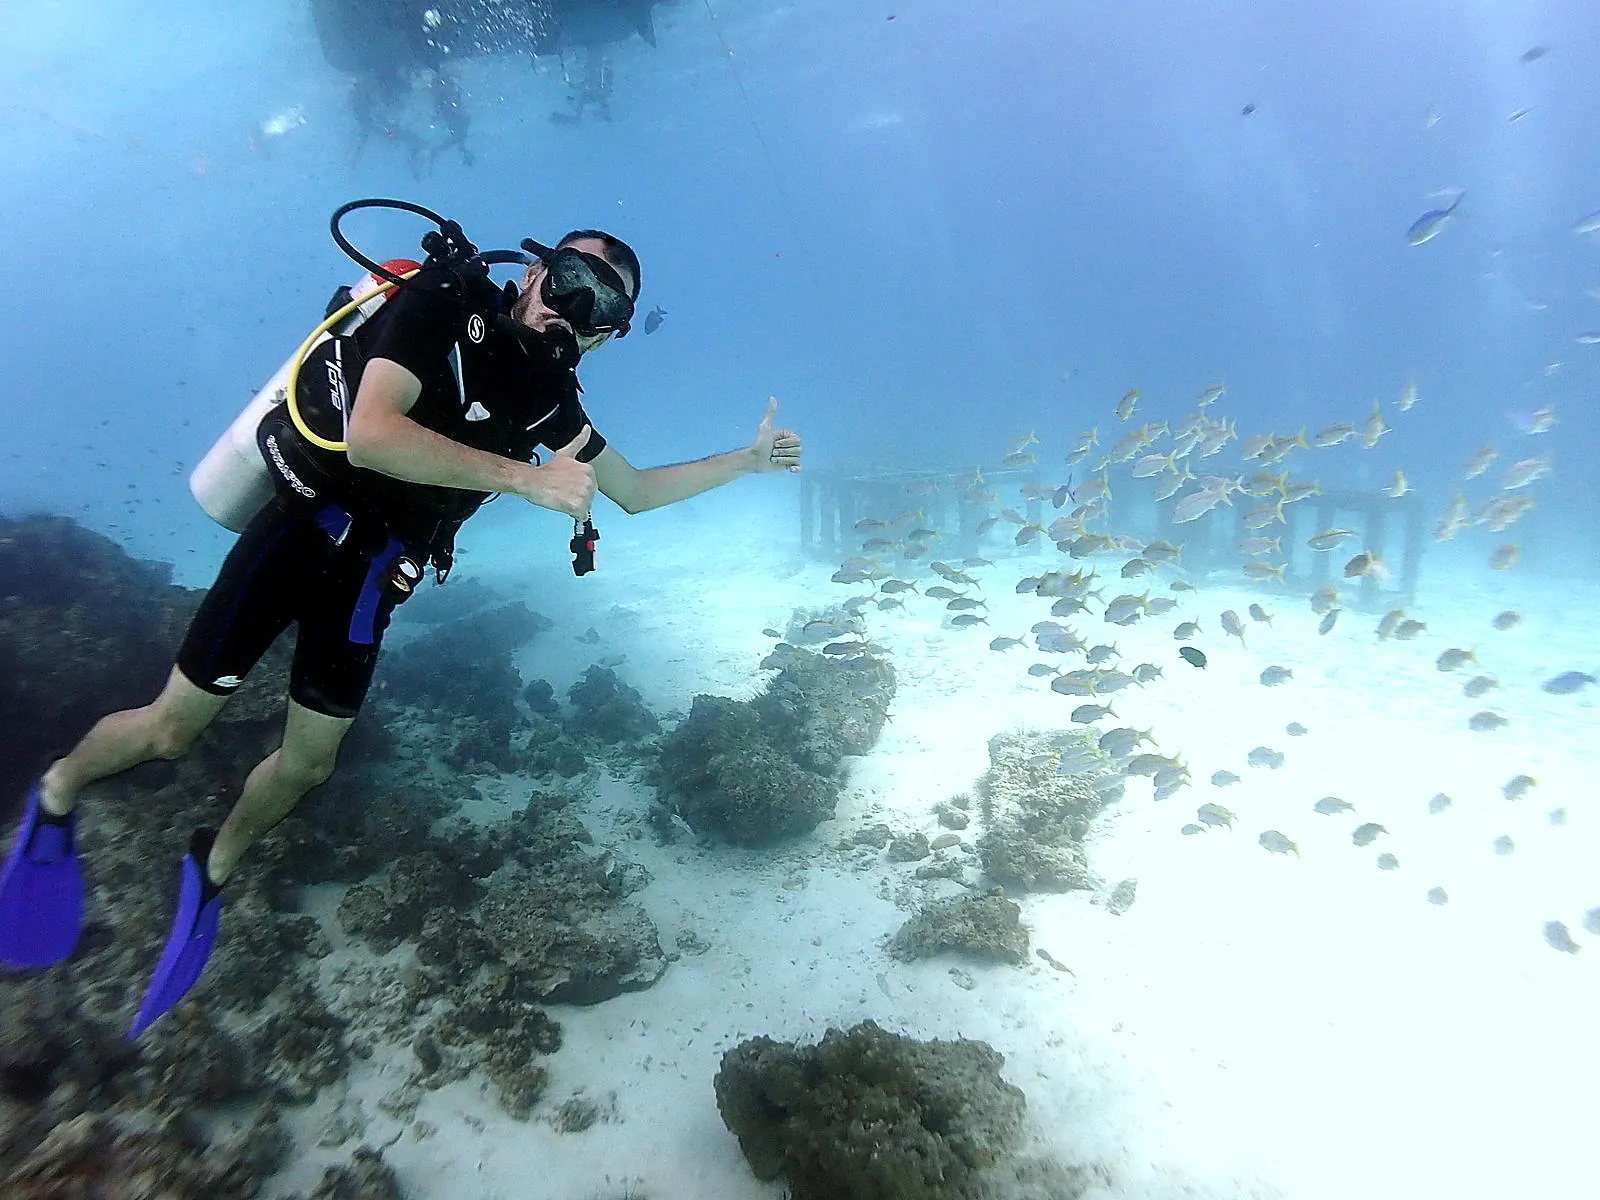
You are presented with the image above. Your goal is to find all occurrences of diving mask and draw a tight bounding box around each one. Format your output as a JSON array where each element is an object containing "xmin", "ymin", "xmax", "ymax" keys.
[{"xmin": 521, "ymin": 240, "xmax": 635, "ymax": 338}]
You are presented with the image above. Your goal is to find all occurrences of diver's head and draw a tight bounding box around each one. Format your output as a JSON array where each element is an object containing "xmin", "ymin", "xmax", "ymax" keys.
[{"xmin": 514, "ymin": 230, "xmax": 640, "ymax": 357}]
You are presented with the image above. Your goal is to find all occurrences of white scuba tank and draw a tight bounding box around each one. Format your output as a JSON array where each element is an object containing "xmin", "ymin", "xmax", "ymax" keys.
[{"xmin": 188, "ymin": 261, "xmax": 420, "ymax": 532}]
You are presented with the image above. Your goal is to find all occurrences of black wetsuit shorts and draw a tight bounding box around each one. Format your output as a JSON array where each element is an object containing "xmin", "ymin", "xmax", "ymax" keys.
[{"xmin": 177, "ymin": 500, "xmax": 409, "ymax": 719}]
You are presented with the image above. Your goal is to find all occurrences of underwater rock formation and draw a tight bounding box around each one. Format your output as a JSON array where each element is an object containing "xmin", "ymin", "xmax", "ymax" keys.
[
  {"xmin": 565, "ymin": 665, "xmax": 660, "ymax": 744},
  {"xmin": 0, "ymin": 515, "xmax": 200, "ymax": 805},
  {"xmin": 474, "ymin": 799, "xmax": 666, "ymax": 1004},
  {"xmin": 378, "ymin": 600, "xmax": 554, "ymax": 771},
  {"xmin": 887, "ymin": 890, "xmax": 1030, "ymax": 965},
  {"xmin": 974, "ymin": 730, "xmax": 1119, "ymax": 893},
  {"xmin": 0, "ymin": 1107, "xmax": 288, "ymax": 1200},
  {"xmin": 283, "ymin": 1145, "xmax": 405, "ymax": 1200},
  {"xmin": 653, "ymin": 645, "xmax": 895, "ymax": 846},
  {"xmin": 714, "ymin": 1019, "xmax": 1028, "ymax": 1200},
  {"xmin": 328, "ymin": 790, "xmax": 664, "ymax": 1113}
]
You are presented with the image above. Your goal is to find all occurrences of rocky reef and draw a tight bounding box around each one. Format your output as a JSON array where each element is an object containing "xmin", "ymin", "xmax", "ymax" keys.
[
  {"xmin": 652, "ymin": 643, "xmax": 895, "ymax": 845},
  {"xmin": 714, "ymin": 1019, "xmax": 1028, "ymax": 1200},
  {"xmin": 973, "ymin": 730, "xmax": 1120, "ymax": 893},
  {"xmin": 888, "ymin": 890, "xmax": 1030, "ymax": 965}
]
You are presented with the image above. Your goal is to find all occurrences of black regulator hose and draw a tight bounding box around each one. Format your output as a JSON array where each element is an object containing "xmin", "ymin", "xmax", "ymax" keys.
[{"xmin": 330, "ymin": 198, "xmax": 474, "ymax": 283}]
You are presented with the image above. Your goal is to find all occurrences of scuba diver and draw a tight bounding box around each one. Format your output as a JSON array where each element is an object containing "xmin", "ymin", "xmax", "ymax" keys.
[
  {"xmin": 311, "ymin": 0, "xmax": 663, "ymax": 167},
  {"xmin": 551, "ymin": 45, "xmax": 615, "ymax": 125},
  {"xmin": 0, "ymin": 201, "xmax": 802, "ymax": 1036}
]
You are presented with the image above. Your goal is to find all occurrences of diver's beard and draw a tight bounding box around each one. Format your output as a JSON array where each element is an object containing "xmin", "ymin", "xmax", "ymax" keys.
[{"xmin": 507, "ymin": 286, "xmax": 581, "ymax": 369}]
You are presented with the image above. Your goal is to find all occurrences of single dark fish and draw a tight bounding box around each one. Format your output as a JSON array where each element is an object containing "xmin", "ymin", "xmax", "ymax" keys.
[
  {"xmin": 1407, "ymin": 191, "xmax": 1465, "ymax": 245},
  {"xmin": 643, "ymin": 305, "xmax": 668, "ymax": 334},
  {"xmin": 1541, "ymin": 670, "xmax": 1596, "ymax": 695},
  {"xmin": 1179, "ymin": 646, "xmax": 1207, "ymax": 668},
  {"xmin": 1240, "ymin": 102, "xmax": 1257, "ymax": 116}
]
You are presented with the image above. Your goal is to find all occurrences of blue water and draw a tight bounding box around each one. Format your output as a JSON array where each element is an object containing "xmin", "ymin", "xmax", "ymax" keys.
[{"xmin": 2, "ymin": 2, "xmax": 1598, "ymax": 1196}]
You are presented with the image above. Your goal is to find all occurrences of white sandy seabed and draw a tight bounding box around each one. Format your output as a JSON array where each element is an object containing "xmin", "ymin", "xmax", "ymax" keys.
[{"xmin": 259, "ymin": 493, "xmax": 1599, "ymax": 1200}]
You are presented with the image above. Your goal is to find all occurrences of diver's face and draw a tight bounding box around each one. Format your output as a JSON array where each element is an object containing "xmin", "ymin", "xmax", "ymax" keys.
[{"xmin": 516, "ymin": 236, "xmax": 634, "ymax": 355}]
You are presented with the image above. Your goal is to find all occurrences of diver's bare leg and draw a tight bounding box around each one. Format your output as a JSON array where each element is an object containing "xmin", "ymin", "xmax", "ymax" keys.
[
  {"xmin": 40, "ymin": 667, "xmax": 229, "ymax": 817},
  {"xmin": 206, "ymin": 699, "xmax": 352, "ymax": 885}
]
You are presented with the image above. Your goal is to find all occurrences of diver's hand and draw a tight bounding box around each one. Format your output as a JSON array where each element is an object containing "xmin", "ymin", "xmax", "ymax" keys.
[
  {"xmin": 520, "ymin": 426, "xmax": 598, "ymax": 517},
  {"xmin": 749, "ymin": 397, "xmax": 803, "ymax": 474}
]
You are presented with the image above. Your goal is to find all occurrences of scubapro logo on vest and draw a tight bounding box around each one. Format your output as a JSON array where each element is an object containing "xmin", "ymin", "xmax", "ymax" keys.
[{"xmin": 264, "ymin": 434, "xmax": 317, "ymax": 499}]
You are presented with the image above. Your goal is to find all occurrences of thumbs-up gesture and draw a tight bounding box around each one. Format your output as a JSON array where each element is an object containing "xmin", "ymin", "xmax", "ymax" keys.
[
  {"xmin": 524, "ymin": 426, "xmax": 598, "ymax": 516},
  {"xmin": 749, "ymin": 397, "xmax": 803, "ymax": 474}
]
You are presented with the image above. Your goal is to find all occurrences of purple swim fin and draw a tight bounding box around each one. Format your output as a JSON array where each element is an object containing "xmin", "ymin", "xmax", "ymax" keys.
[
  {"xmin": 0, "ymin": 785, "xmax": 84, "ymax": 969},
  {"xmin": 128, "ymin": 829, "xmax": 224, "ymax": 1039}
]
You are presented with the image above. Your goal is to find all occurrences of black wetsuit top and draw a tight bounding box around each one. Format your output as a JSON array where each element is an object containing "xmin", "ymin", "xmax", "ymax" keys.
[
  {"xmin": 178, "ymin": 265, "xmax": 605, "ymax": 718},
  {"xmin": 347, "ymin": 264, "xmax": 607, "ymax": 544}
]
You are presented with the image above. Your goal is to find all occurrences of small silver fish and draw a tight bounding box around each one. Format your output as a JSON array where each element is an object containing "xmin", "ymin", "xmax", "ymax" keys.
[
  {"xmin": 1408, "ymin": 191, "xmax": 1466, "ymax": 245},
  {"xmin": 1542, "ymin": 671, "xmax": 1597, "ymax": 695},
  {"xmin": 1492, "ymin": 835, "xmax": 1515, "ymax": 856},
  {"xmin": 1197, "ymin": 803, "xmax": 1235, "ymax": 829},
  {"xmin": 1098, "ymin": 727, "xmax": 1154, "ymax": 756},
  {"xmin": 1210, "ymin": 770, "xmax": 1240, "ymax": 787},
  {"xmin": 1352, "ymin": 822, "xmax": 1387, "ymax": 846},
  {"xmin": 1259, "ymin": 830, "xmax": 1300, "ymax": 857},
  {"xmin": 1314, "ymin": 796, "xmax": 1354, "ymax": 815},
  {"xmin": 1259, "ymin": 665, "xmax": 1293, "ymax": 687},
  {"xmin": 1070, "ymin": 703, "xmax": 1116, "ymax": 724},
  {"xmin": 1542, "ymin": 921, "xmax": 1580, "ymax": 954},
  {"xmin": 1220, "ymin": 610, "xmax": 1246, "ymax": 644},
  {"xmin": 1502, "ymin": 775, "xmax": 1536, "ymax": 801},
  {"xmin": 1246, "ymin": 746, "xmax": 1285, "ymax": 769},
  {"xmin": 1427, "ymin": 887, "xmax": 1449, "ymax": 905},
  {"xmin": 1428, "ymin": 793, "xmax": 1452, "ymax": 814}
]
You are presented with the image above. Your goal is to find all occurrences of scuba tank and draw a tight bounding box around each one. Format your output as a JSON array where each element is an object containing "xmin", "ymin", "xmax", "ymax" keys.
[
  {"xmin": 189, "ymin": 198, "xmax": 531, "ymax": 533},
  {"xmin": 189, "ymin": 259, "xmax": 419, "ymax": 532}
]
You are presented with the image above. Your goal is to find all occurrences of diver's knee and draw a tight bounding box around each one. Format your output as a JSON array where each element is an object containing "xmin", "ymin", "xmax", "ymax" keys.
[
  {"xmin": 277, "ymin": 749, "xmax": 338, "ymax": 793},
  {"xmin": 146, "ymin": 716, "xmax": 203, "ymax": 761}
]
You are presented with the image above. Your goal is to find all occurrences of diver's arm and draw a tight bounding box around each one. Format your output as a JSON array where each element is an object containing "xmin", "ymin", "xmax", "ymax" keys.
[
  {"xmin": 346, "ymin": 358, "xmax": 595, "ymax": 516},
  {"xmin": 591, "ymin": 398, "xmax": 803, "ymax": 515}
]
